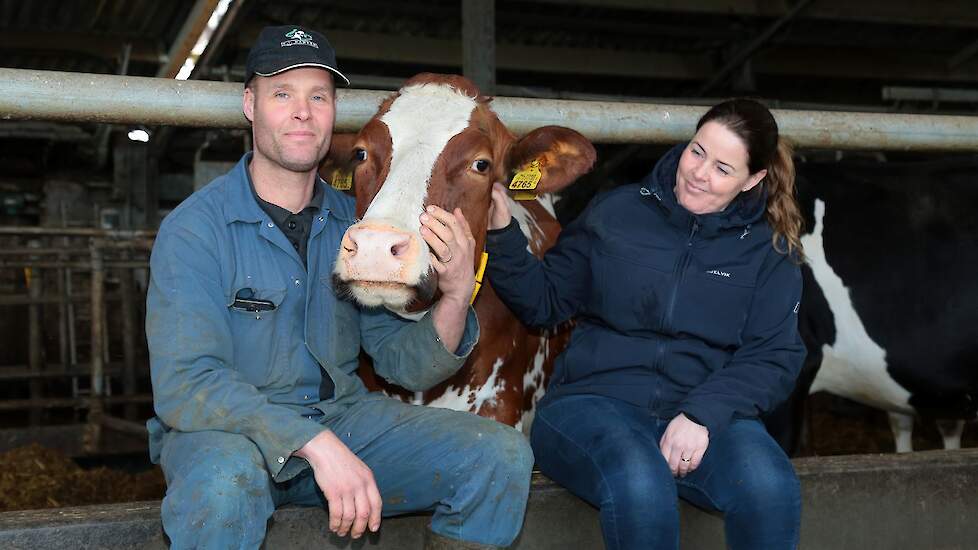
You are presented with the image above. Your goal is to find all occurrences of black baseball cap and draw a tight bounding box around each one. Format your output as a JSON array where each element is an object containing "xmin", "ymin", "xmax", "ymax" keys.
[{"xmin": 244, "ymin": 25, "xmax": 350, "ymax": 86}]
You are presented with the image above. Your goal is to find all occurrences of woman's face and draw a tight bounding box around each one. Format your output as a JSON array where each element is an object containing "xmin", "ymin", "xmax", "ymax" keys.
[{"xmin": 674, "ymin": 121, "xmax": 767, "ymax": 215}]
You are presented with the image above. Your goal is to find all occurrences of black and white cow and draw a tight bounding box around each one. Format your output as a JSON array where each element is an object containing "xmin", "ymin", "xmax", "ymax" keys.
[{"xmin": 771, "ymin": 155, "xmax": 978, "ymax": 453}]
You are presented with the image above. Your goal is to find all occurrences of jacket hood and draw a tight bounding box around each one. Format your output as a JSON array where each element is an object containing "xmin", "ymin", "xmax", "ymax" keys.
[{"xmin": 640, "ymin": 142, "xmax": 768, "ymax": 237}]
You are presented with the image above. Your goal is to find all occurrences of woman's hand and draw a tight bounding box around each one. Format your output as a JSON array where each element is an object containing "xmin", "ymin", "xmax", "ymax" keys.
[
  {"xmin": 487, "ymin": 182, "xmax": 512, "ymax": 230},
  {"xmin": 659, "ymin": 413, "xmax": 709, "ymax": 478}
]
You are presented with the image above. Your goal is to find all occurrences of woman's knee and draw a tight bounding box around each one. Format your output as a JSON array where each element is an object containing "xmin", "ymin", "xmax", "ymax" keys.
[
  {"xmin": 712, "ymin": 421, "xmax": 800, "ymax": 505},
  {"xmin": 753, "ymin": 463, "xmax": 800, "ymax": 506},
  {"xmin": 725, "ymin": 457, "xmax": 800, "ymax": 516},
  {"xmin": 601, "ymin": 445, "xmax": 676, "ymax": 508}
]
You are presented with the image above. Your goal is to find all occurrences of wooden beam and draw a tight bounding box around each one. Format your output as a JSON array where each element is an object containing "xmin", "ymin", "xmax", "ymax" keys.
[
  {"xmin": 318, "ymin": 30, "xmax": 712, "ymax": 79},
  {"xmin": 156, "ymin": 0, "xmax": 222, "ymax": 79},
  {"xmin": 268, "ymin": 29, "xmax": 978, "ymax": 85},
  {"xmin": 462, "ymin": 0, "xmax": 496, "ymax": 94},
  {"xmin": 0, "ymin": 31, "xmax": 163, "ymax": 64},
  {"xmin": 192, "ymin": 0, "xmax": 249, "ymax": 78},
  {"xmin": 757, "ymin": 46, "xmax": 978, "ymax": 83},
  {"xmin": 527, "ymin": 0, "xmax": 978, "ymax": 29},
  {"xmin": 695, "ymin": 0, "xmax": 813, "ymax": 96}
]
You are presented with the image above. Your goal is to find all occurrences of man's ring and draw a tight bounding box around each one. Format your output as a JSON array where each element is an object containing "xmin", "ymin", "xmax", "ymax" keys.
[{"xmin": 680, "ymin": 456, "xmax": 691, "ymax": 463}]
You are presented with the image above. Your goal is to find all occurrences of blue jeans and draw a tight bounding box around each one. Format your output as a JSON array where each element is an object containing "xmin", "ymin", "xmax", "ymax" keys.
[
  {"xmin": 530, "ymin": 394, "xmax": 800, "ymax": 550},
  {"xmin": 158, "ymin": 396, "xmax": 534, "ymax": 549}
]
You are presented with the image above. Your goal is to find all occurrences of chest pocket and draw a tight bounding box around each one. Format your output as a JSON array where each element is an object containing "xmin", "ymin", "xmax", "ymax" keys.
[
  {"xmin": 591, "ymin": 244, "xmax": 678, "ymax": 333},
  {"xmin": 677, "ymin": 266, "xmax": 756, "ymax": 347},
  {"xmin": 227, "ymin": 286, "xmax": 288, "ymax": 386}
]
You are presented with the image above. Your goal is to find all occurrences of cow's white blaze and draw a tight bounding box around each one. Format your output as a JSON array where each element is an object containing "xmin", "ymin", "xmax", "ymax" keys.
[
  {"xmin": 805, "ymin": 199, "xmax": 912, "ymax": 413},
  {"xmin": 366, "ymin": 83, "xmax": 478, "ymax": 236},
  {"xmin": 426, "ymin": 357, "xmax": 507, "ymax": 417}
]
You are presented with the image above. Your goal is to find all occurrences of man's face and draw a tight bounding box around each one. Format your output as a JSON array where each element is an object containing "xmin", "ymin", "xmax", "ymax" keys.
[{"xmin": 243, "ymin": 68, "xmax": 336, "ymax": 173}]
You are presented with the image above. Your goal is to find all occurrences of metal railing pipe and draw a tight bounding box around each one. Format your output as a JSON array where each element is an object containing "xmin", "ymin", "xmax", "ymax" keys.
[{"xmin": 3, "ymin": 68, "xmax": 978, "ymax": 151}]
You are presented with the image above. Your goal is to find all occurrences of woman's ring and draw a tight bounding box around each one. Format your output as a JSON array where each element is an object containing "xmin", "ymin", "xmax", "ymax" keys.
[{"xmin": 441, "ymin": 250, "xmax": 453, "ymax": 263}]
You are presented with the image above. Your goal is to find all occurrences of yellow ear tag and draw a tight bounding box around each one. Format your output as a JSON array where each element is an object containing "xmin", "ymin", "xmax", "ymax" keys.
[
  {"xmin": 470, "ymin": 252, "xmax": 489, "ymax": 304},
  {"xmin": 509, "ymin": 160, "xmax": 542, "ymax": 201},
  {"xmin": 331, "ymin": 169, "xmax": 353, "ymax": 191}
]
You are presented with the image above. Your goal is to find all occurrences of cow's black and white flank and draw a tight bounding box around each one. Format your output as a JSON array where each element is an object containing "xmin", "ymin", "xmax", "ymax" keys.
[{"xmin": 773, "ymin": 156, "xmax": 978, "ymax": 453}]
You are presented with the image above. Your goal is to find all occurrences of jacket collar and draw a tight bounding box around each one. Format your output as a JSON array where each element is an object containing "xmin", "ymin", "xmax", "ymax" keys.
[
  {"xmin": 640, "ymin": 142, "xmax": 767, "ymax": 237},
  {"xmin": 223, "ymin": 152, "xmax": 352, "ymax": 225}
]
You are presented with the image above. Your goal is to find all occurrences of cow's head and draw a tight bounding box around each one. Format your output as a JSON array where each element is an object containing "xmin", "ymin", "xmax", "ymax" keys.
[{"xmin": 323, "ymin": 73, "xmax": 595, "ymax": 313}]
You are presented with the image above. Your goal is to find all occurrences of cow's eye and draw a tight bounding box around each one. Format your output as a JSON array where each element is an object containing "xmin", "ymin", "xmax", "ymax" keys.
[
  {"xmin": 471, "ymin": 159, "xmax": 491, "ymax": 173},
  {"xmin": 354, "ymin": 148, "xmax": 367, "ymax": 162}
]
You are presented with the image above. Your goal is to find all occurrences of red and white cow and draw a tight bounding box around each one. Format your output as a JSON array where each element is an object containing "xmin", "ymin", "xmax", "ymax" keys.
[{"xmin": 321, "ymin": 73, "xmax": 596, "ymax": 429}]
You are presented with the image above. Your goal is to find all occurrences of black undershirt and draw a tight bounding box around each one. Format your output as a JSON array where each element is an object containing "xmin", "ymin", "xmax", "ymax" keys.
[
  {"xmin": 248, "ymin": 178, "xmax": 325, "ymax": 269},
  {"xmin": 248, "ymin": 174, "xmax": 334, "ymax": 400}
]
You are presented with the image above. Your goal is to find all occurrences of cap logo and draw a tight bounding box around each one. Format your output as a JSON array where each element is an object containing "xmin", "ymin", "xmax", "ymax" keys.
[{"xmin": 282, "ymin": 28, "xmax": 319, "ymax": 48}]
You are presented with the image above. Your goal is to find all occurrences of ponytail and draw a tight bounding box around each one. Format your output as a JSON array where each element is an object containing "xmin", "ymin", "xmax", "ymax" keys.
[{"xmin": 764, "ymin": 139, "xmax": 805, "ymax": 262}]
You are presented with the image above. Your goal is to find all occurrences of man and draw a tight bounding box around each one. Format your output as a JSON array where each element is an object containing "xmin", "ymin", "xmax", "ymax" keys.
[{"xmin": 146, "ymin": 25, "xmax": 533, "ymax": 550}]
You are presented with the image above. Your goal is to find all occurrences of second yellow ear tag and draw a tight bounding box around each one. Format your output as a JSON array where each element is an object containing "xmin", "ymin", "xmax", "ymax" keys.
[
  {"xmin": 509, "ymin": 160, "xmax": 542, "ymax": 200},
  {"xmin": 331, "ymin": 169, "xmax": 353, "ymax": 191}
]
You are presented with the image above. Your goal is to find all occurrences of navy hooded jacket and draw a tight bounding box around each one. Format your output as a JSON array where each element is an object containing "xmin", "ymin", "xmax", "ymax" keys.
[{"xmin": 485, "ymin": 143, "xmax": 805, "ymax": 437}]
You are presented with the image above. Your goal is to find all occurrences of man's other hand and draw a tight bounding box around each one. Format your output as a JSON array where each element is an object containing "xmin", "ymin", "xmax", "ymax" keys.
[{"xmin": 295, "ymin": 430, "xmax": 382, "ymax": 538}]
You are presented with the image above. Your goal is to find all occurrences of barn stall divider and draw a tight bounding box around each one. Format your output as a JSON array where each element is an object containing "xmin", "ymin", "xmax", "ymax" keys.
[
  {"xmin": 1, "ymin": 67, "xmax": 977, "ymax": 549},
  {"xmin": 0, "ymin": 227, "xmax": 155, "ymax": 456}
]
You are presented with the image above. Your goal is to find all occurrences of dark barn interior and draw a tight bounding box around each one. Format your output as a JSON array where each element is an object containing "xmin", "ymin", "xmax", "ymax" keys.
[{"xmin": 1, "ymin": 0, "xmax": 977, "ymax": 529}]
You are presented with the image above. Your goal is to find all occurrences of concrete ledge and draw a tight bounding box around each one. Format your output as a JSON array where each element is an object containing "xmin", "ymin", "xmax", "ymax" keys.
[{"xmin": 2, "ymin": 449, "xmax": 977, "ymax": 549}]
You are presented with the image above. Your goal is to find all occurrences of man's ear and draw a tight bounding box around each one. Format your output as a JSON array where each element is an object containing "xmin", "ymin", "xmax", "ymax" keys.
[
  {"xmin": 242, "ymin": 86, "xmax": 255, "ymax": 123},
  {"xmin": 319, "ymin": 133, "xmax": 359, "ymax": 196},
  {"xmin": 506, "ymin": 126, "xmax": 597, "ymax": 194}
]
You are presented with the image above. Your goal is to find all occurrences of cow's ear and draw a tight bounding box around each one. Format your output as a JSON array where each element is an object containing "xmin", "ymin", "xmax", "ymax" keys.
[
  {"xmin": 319, "ymin": 133, "xmax": 359, "ymax": 196},
  {"xmin": 506, "ymin": 126, "xmax": 597, "ymax": 194}
]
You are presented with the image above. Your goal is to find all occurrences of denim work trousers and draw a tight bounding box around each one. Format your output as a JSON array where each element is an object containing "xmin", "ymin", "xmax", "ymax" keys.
[
  {"xmin": 530, "ymin": 394, "xmax": 800, "ymax": 550},
  {"xmin": 159, "ymin": 396, "xmax": 534, "ymax": 549}
]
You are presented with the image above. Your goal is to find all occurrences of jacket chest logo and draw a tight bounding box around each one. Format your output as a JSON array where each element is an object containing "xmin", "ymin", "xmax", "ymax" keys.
[{"xmin": 706, "ymin": 269, "xmax": 731, "ymax": 278}]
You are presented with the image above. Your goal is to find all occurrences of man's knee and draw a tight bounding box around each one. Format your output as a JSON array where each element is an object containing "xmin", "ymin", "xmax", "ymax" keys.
[
  {"xmin": 161, "ymin": 432, "xmax": 273, "ymax": 531},
  {"xmin": 476, "ymin": 422, "xmax": 534, "ymax": 478}
]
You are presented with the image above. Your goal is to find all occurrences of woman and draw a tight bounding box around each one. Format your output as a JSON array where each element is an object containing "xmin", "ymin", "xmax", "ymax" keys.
[{"xmin": 485, "ymin": 98, "xmax": 805, "ymax": 549}]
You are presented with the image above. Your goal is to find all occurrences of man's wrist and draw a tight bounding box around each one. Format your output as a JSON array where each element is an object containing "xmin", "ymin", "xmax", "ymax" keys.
[
  {"xmin": 436, "ymin": 293, "xmax": 471, "ymax": 313},
  {"xmin": 294, "ymin": 429, "xmax": 329, "ymax": 461}
]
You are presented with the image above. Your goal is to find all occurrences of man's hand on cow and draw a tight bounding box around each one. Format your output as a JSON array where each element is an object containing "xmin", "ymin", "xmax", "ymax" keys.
[
  {"xmin": 420, "ymin": 205, "xmax": 476, "ymax": 306},
  {"xmin": 659, "ymin": 413, "xmax": 709, "ymax": 478},
  {"xmin": 488, "ymin": 182, "xmax": 512, "ymax": 230},
  {"xmin": 294, "ymin": 430, "xmax": 382, "ymax": 539}
]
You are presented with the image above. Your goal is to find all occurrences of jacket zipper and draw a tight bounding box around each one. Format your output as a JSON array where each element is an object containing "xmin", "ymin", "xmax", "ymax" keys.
[
  {"xmin": 662, "ymin": 219, "xmax": 698, "ymax": 332},
  {"xmin": 650, "ymin": 219, "xmax": 697, "ymax": 413}
]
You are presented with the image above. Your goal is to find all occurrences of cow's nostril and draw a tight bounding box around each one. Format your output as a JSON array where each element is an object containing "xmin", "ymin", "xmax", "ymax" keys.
[{"xmin": 390, "ymin": 237, "xmax": 410, "ymax": 258}]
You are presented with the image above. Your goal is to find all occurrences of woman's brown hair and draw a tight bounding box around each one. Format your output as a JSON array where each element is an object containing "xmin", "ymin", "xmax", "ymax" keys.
[{"xmin": 697, "ymin": 99, "xmax": 805, "ymax": 262}]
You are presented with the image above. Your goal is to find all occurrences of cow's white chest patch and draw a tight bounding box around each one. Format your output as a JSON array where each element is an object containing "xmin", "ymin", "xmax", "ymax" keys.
[
  {"xmin": 516, "ymin": 336, "xmax": 550, "ymax": 434},
  {"xmin": 804, "ymin": 199, "xmax": 912, "ymax": 412},
  {"xmin": 426, "ymin": 358, "xmax": 506, "ymax": 417},
  {"xmin": 365, "ymin": 84, "xmax": 477, "ymax": 231}
]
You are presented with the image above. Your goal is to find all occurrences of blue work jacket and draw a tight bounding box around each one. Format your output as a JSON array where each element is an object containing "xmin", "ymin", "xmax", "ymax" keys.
[
  {"xmin": 486, "ymin": 143, "xmax": 804, "ymax": 437},
  {"xmin": 146, "ymin": 154, "xmax": 479, "ymax": 482}
]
